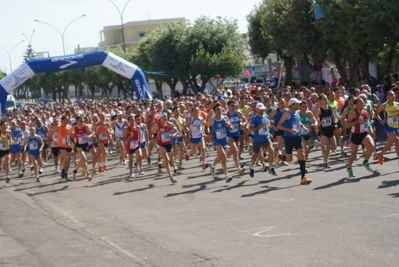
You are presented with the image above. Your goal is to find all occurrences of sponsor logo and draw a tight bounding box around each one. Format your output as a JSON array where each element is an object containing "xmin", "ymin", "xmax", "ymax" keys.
[
  {"xmin": 110, "ymin": 62, "xmax": 126, "ymax": 73},
  {"xmin": 51, "ymin": 55, "xmax": 83, "ymax": 69},
  {"xmin": 11, "ymin": 73, "xmax": 28, "ymax": 88},
  {"xmin": 135, "ymin": 79, "xmax": 146, "ymax": 99}
]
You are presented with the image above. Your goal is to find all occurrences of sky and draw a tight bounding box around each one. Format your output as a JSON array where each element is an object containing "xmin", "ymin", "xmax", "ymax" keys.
[{"xmin": 0, "ymin": 0, "xmax": 261, "ymax": 74}]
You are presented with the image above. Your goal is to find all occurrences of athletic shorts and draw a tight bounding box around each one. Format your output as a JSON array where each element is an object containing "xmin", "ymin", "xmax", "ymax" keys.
[
  {"xmin": 253, "ymin": 139, "xmax": 271, "ymax": 154},
  {"xmin": 177, "ymin": 136, "xmax": 184, "ymax": 142},
  {"xmin": 128, "ymin": 147, "xmax": 140, "ymax": 154},
  {"xmin": 383, "ymin": 124, "xmax": 399, "ymax": 135},
  {"xmin": 213, "ymin": 139, "xmax": 228, "ymax": 150},
  {"xmin": 240, "ymin": 129, "xmax": 244, "ymax": 135},
  {"xmin": 172, "ymin": 138, "xmax": 178, "ymax": 146},
  {"xmin": 75, "ymin": 143, "xmax": 89, "ymax": 152},
  {"xmin": 228, "ymin": 135, "xmax": 240, "ymax": 142},
  {"xmin": 274, "ymin": 130, "xmax": 285, "ymax": 137},
  {"xmin": 95, "ymin": 142, "xmax": 109, "ymax": 148},
  {"xmin": 189, "ymin": 138, "xmax": 203, "ymax": 145},
  {"xmin": 10, "ymin": 145, "xmax": 21, "ymax": 154},
  {"xmin": 51, "ymin": 147, "xmax": 60, "ymax": 157},
  {"xmin": 284, "ymin": 136, "xmax": 303, "ymax": 155},
  {"xmin": 301, "ymin": 135, "xmax": 311, "ymax": 141},
  {"xmin": 43, "ymin": 144, "xmax": 48, "ymax": 150},
  {"xmin": 159, "ymin": 144, "xmax": 172, "ymax": 153},
  {"xmin": 0, "ymin": 150, "xmax": 10, "ymax": 158},
  {"xmin": 140, "ymin": 141, "xmax": 147, "ymax": 149},
  {"xmin": 59, "ymin": 147, "xmax": 72, "ymax": 153},
  {"xmin": 351, "ymin": 132, "xmax": 368, "ymax": 146},
  {"xmin": 318, "ymin": 127, "xmax": 334, "ymax": 139},
  {"xmin": 29, "ymin": 152, "xmax": 41, "ymax": 159}
]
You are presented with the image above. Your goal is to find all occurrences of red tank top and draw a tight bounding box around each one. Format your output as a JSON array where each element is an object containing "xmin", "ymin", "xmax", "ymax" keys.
[
  {"xmin": 74, "ymin": 124, "xmax": 88, "ymax": 144},
  {"xmin": 156, "ymin": 122, "xmax": 172, "ymax": 145},
  {"xmin": 351, "ymin": 109, "xmax": 369, "ymax": 134},
  {"xmin": 126, "ymin": 126, "xmax": 140, "ymax": 151}
]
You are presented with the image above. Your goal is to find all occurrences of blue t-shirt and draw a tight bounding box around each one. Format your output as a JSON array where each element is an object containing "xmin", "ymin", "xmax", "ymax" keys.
[{"xmin": 250, "ymin": 114, "xmax": 270, "ymax": 143}]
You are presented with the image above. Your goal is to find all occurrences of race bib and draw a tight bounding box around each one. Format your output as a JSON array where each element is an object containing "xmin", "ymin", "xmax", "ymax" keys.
[
  {"xmin": 62, "ymin": 137, "xmax": 67, "ymax": 145},
  {"xmin": 388, "ymin": 115, "xmax": 398, "ymax": 128},
  {"xmin": 191, "ymin": 126, "xmax": 201, "ymax": 139},
  {"xmin": 0, "ymin": 141, "xmax": 6, "ymax": 151},
  {"xmin": 230, "ymin": 123, "xmax": 239, "ymax": 133},
  {"xmin": 292, "ymin": 121, "xmax": 300, "ymax": 132},
  {"xmin": 88, "ymin": 137, "xmax": 93, "ymax": 146},
  {"xmin": 78, "ymin": 135, "xmax": 87, "ymax": 144},
  {"xmin": 322, "ymin": 116, "xmax": 332, "ymax": 127},
  {"xmin": 11, "ymin": 137, "xmax": 20, "ymax": 145},
  {"xmin": 258, "ymin": 126, "xmax": 268, "ymax": 135},
  {"xmin": 360, "ymin": 120, "xmax": 369, "ymax": 132},
  {"xmin": 216, "ymin": 128, "xmax": 226, "ymax": 139},
  {"xmin": 29, "ymin": 141, "xmax": 38, "ymax": 151},
  {"xmin": 130, "ymin": 140, "xmax": 139, "ymax": 149},
  {"xmin": 161, "ymin": 132, "xmax": 171, "ymax": 143},
  {"xmin": 301, "ymin": 123, "xmax": 310, "ymax": 134},
  {"xmin": 99, "ymin": 132, "xmax": 107, "ymax": 141}
]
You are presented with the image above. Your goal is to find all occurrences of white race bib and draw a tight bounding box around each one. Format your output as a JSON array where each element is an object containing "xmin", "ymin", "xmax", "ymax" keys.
[
  {"xmin": 62, "ymin": 136, "xmax": 67, "ymax": 145},
  {"xmin": 0, "ymin": 141, "xmax": 6, "ymax": 151},
  {"xmin": 78, "ymin": 134, "xmax": 87, "ymax": 144},
  {"xmin": 29, "ymin": 141, "xmax": 38, "ymax": 151},
  {"xmin": 322, "ymin": 116, "xmax": 332, "ymax": 127},
  {"xmin": 216, "ymin": 128, "xmax": 226, "ymax": 139},
  {"xmin": 191, "ymin": 125, "xmax": 201, "ymax": 139},
  {"xmin": 258, "ymin": 126, "xmax": 268, "ymax": 135},
  {"xmin": 360, "ymin": 120, "xmax": 369, "ymax": 133},
  {"xmin": 230, "ymin": 123, "xmax": 239, "ymax": 133},
  {"xmin": 99, "ymin": 132, "xmax": 107, "ymax": 141},
  {"xmin": 130, "ymin": 140, "xmax": 139, "ymax": 149},
  {"xmin": 388, "ymin": 115, "xmax": 398, "ymax": 127},
  {"xmin": 161, "ymin": 132, "xmax": 170, "ymax": 143},
  {"xmin": 292, "ymin": 121, "xmax": 300, "ymax": 132},
  {"xmin": 301, "ymin": 123, "xmax": 310, "ymax": 134}
]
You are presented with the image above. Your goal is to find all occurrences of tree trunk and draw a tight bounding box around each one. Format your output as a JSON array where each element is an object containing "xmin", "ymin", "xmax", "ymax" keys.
[
  {"xmin": 379, "ymin": 43, "xmax": 396, "ymax": 82},
  {"xmin": 347, "ymin": 53, "xmax": 361, "ymax": 86},
  {"xmin": 334, "ymin": 53, "xmax": 348, "ymax": 82},
  {"xmin": 155, "ymin": 81, "xmax": 163, "ymax": 99},
  {"xmin": 359, "ymin": 47, "xmax": 370, "ymax": 82},
  {"xmin": 281, "ymin": 56, "xmax": 293, "ymax": 86}
]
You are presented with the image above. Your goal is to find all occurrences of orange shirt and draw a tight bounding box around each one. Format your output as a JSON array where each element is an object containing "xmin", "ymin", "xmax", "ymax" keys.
[
  {"xmin": 96, "ymin": 124, "xmax": 109, "ymax": 144},
  {"xmin": 57, "ymin": 124, "xmax": 71, "ymax": 148}
]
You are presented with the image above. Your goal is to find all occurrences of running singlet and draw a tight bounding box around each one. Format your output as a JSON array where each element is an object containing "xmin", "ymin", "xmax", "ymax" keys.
[
  {"xmin": 189, "ymin": 118, "xmax": 203, "ymax": 140},
  {"xmin": 319, "ymin": 107, "xmax": 334, "ymax": 129},
  {"xmin": 126, "ymin": 126, "xmax": 141, "ymax": 151},
  {"xmin": 36, "ymin": 126, "xmax": 47, "ymax": 144},
  {"xmin": 250, "ymin": 114, "xmax": 270, "ymax": 143},
  {"xmin": 299, "ymin": 110, "xmax": 311, "ymax": 136},
  {"xmin": 96, "ymin": 124, "xmax": 109, "ymax": 144},
  {"xmin": 283, "ymin": 111, "xmax": 301, "ymax": 137},
  {"xmin": 27, "ymin": 135, "xmax": 41, "ymax": 154},
  {"xmin": 351, "ymin": 109, "xmax": 369, "ymax": 134},
  {"xmin": 226, "ymin": 111, "xmax": 240, "ymax": 137},
  {"xmin": 211, "ymin": 117, "xmax": 228, "ymax": 143},
  {"xmin": 0, "ymin": 132, "xmax": 10, "ymax": 151},
  {"xmin": 114, "ymin": 121, "xmax": 126, "ymax": 139},
  {"xmin": 273, "ymin": 108, "xmax": 287, "ymax": 128},
  {"xmin": 385, "ymin": 102, "xmax": 399, "ymax": 128},
  {"xmin": 57, "ymin": 125, "xmax": 71, "ymax": 148},
  {"xmin": 156, "ymin": 123, "xmax": 172, "ymax": 145},
  {"xmin": 74, "ymin": 124, "xmax": 88, "ymax": 145},
  {"xmin": 10, "ymin": 128, "xmax": 22, "ymax": 147}
]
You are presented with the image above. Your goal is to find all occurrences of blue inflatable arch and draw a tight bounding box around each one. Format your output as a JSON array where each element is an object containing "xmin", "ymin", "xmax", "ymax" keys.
[{"xmin": 0, "ymin": 50, "xmax": 152, "ymax": 115}]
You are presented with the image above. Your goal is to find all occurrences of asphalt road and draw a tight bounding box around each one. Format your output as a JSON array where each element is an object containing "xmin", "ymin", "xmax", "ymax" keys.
[{"xmin": 1, "ymin": 129, "xmax": 398, "ymax": 267}]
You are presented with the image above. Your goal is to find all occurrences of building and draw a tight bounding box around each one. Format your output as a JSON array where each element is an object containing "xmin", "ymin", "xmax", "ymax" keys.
[{"xmin": 98, "ymin": 17, "xmax": 186, "ymax": 50}]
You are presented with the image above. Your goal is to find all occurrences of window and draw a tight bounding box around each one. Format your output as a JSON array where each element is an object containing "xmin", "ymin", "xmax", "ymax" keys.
[{"xmin": 138, "ymin": 32, "xmax": 146, "ymax": 37}]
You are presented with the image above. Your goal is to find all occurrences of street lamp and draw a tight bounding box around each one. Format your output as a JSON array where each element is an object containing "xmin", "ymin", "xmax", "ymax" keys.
[
  {"xmin": 22, "ymin": 30, "xmax": 36, "ymax": 46},
  {"xmin": 0, "ymin": 40, "xmax": 25, "ymax": 73},
  {"xmin": 34, "ymin": 14, "xmax": 86, "ymax": 55},
  {"xmin": 108, "ymin": 0, "xmax": 131, "ymax": 52}
]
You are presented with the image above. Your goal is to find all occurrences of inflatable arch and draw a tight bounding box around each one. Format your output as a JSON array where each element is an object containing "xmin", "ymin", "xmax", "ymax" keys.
[{"xmin": 0, "ymin": 50, "xmax": 152, "ymax": 115}]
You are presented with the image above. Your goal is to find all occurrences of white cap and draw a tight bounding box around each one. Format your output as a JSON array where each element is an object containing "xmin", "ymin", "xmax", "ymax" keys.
[
  {"xmin": 287, "ymin": 98, "xmax": 301, "ymax": 106},
  {"xmin": 110, "ymin": 112, "xmax": 116, "ymax": 117},
  {"xmin": 159, "ymin": 112, "xmax": 167, "ymax": 118},
  {"xmin": 117, "ymin": 110, "xmax": 123, "ymax": 115},
  {"xmin": 256, "ymin": 103, "xmax": 267, "ymax": 110}
]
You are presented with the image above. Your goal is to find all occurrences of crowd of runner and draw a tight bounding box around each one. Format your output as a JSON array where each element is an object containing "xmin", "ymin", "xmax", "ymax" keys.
[{"xmin": 1, "ymin": 81, "xmax": 399, "ymax": 185}]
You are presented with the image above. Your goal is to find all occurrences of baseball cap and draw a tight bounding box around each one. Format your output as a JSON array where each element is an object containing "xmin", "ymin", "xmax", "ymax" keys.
[
  {"xmin": 287, "ymin": 98, "xmax": 301, "ymax": 106},
  {"xmin": 256, "ymin": 103, "xmax": 267, "ymax": 110},
  {"xmin": 159, "ymin": 112, "xmax": 167, "ymax": 118},
  {"xmin": 117, "ymin": 110, "xmax": 123, "ymax": 115}
]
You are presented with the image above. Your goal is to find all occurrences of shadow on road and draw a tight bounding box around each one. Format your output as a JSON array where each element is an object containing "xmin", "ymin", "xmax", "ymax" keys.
[
  {"xmin": 313, "ymin": 171, "xmax": 382, "ymax": 191},
  {"xmin": 378, "ymin": 179, "xmax": 399, "ymax": 189}
]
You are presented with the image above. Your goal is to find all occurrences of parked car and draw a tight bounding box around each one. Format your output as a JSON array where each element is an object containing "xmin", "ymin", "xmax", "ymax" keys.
[
  {"xmin": 15, "ymin": 101, "xmax": 24, "ymax": 109},
  {"xmin": 38, "ymin": 97, "xmax": 56, "ymax": 104},
  {"xmin": 6, "ymin": 95, "xmax": 16, "ymax": 110}
]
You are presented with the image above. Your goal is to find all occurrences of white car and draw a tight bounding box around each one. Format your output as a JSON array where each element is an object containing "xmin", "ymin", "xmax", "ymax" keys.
[{"xmin": 6, "ymin": 95, "xmax": 16, "ymax": 111}]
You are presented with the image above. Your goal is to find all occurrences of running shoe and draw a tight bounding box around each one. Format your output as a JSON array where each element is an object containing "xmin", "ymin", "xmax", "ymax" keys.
[
  {"xmin": 38, "ymin": 168, "xmax": 43, "ymax": 174},
  {"xmin": 61, "ymin": 169, "xmax": 65, "ymax": 179},
  {"xmin": 323, "ymin": 162, "xmax": 331, "ymax": 169},
  {"xmin": 225, "ymin": 175, "xmax": 233, "ymax": 183},
  {"xmin": 130, "ymin": 172, "xmax": 135, "ymax": 179},
  {"xmin": 36, "ymin": 176, "xmax": 40, "ymax": 182},
  {"xmin": 362, "ymin": 161, "xmax": 373, "ymax": 172},
  {"xmin": 177, "ymin": 164, "xmax": 185, "ymax": 170},
  {"xmin": 170, "ymin": 177, "xmax": 177, "ymax": 184},
  {"xmin": 139, "ymin": 170, "xmax": 145, "ymax": 175},
  {"xmin": 249, "ymin": 168, "xmax": 254, "ymax": 178},
  {"xmin": 377, "ymin": 153, "xmax": 384, "ymax": 165},
  {"xmin": 5, "ymin": 176, "xmax": 10, "ymax": 183},
  {"xmin": 239, "ymin": 155, "xmax": 244, "ymax": 160},
  {"xmin": 209, "ymin": 164, "xmax": 215, "ymax": 176},
  {"xmin": 269, "ymin": 168, "xmax": 277, "ymax": 176},
  {"xmin": 255, "ymin": 161, "xmax": 262, "ymax": 167},
  {"xmin": 98, "ymin": 166, "xmax": 103, "ymax": 173},
  {"xmin": 263, "ymin": 165, "xmax": 269, "ymax": 172},
  {"xmin": 103, "ymin": 165, "xmax": 108, "ymax": 171},
  {"xmin": 64, "ymin": 173, "xmax": 70, "ymax": 181},
  {"xmin": 238, "ymin": 167, "xmax": 245, "ymax": 175},
  {"xmin": 92, "ymin": 169, "xmax": 98, "ymax": 175},
  {"xmin": 347, "ymin": 168, "xmax": 355, "ymax": 177},
  {"xmin": 87, "ymin": 175, "xmax": 93, "ymax": 182},
  {"xmin": 123, "ymin": 160, "xmax": 127, "ymax": 165},
  {"xmin": 19, "ymin": 172, "xmax": 23, "ymax": 178},
  {"xmin": 340, "ymin": 151, "xmax": 347, "ymax": 157},
  {"xmin": 30, "ymin": 165, "xmax": 34, "ymax": 171},
  {"xmin": 22, "ymin": 167, "xmax": 25, "ymax": 173},
  {"xmin": 280, "ymin": 161, "xmax": 289, "ymax": 167},
  {"xmin": 202, "ymin": 162, "xmax": 209, "ymax": 170},
  {"xmin": 72, "ymin": 170, "xmax": 77, "ymax": 181},
  {"xmin": 81, "ymin": 169, "xmax": 86, "ymax": 177},
  {"xmin": 300, "ymin": 176, "xmax": 312, "ymax": 185},
  {"xmin": 157, "ymin": 163, "xmax": 162, "ymax": 174}
]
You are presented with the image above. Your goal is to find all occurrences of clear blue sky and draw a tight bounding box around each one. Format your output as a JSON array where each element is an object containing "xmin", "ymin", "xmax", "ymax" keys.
[{"xmin": 0, "ymin": 0, "xmax": 260, "ymax": 74}]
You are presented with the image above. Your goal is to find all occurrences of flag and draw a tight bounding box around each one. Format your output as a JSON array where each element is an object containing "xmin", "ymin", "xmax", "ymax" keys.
[{"xmin": 313, "ymin": 0, "xmax": 325, "ymax": 20}]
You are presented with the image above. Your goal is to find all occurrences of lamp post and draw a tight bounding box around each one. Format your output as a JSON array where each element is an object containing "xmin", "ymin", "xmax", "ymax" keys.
[
  {"xmin": 0, "ymin": 40, "xmax": 25, "ymax": 73},
  {"xmin": 34, "ymin": 14, "xmax": 86, "ymax": 55},
  {"xmin": 108, "ymin": 0, "xmax": 131, "ymax": 52},
  {"xmin": 22, "ymin": 30, "xmax": 36, "ymax": 46}
]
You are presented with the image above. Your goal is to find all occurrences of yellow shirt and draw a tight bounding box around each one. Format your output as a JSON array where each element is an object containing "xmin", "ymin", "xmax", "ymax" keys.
[
  {"xmin": 0, "ymin": 132, "xmax": 10, "ymax": 151},
  {"xmin": 385, "ymin": 102, "xmax": 399, "ymax": 128}
]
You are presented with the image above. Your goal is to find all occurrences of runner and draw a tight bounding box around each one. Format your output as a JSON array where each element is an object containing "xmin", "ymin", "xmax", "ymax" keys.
[
  {"xmin": 374, "ymin": 91, "xmax": 399, "ymax": 165},
  {"xmin": 95, "ymin": 113, "xmax": 113, "ymax": 172},
  {"xmin": 9, "ymin": 120, "xmax": 24, "ymax": 178},
  {"xmin": 124, "ymin": 115, "xmax": 144, "ymax": 178},
  {"xmin": 136, "ymin": 115, "xmax": 150, "ymax": 169},
  {"xmin": 277, "ymin": 98, "xmax": 312, "ymax": 185},
  {"xmin": 23, "ymin": 125, "xmax": 44, "ymax": 182},
  {"xmin": 0, "ymin": 120, "xmax": 11, "ymax": 183},
  {"xmin": 345, "ymin": 97, "xmax": 375, "ymax": 177},
  {"xmin": 112, "ymin": 110, "xmax": 127, "ymax": 165},
  {"xmin": 70, "ymin": 116, "xmax": 92, "ymax": 181},
  {"xmin": 151, "ymin": 112, "xmax": 178, "ymax": 183},
  {"xmin": 299, "ymin": 101, "xmax": 317, "ymax": 160},
  {"xmin": 248, "ymin": 103, "xmax": 277, "ymax": 178}
]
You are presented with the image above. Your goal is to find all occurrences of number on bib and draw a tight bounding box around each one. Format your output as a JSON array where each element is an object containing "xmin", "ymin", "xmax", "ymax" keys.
[
  {"xmin": 161, "ymin": 132, "xmax": 170, "ymax": 143},
  {"xmin": 99, "ymin": 132, "xmax": 107, "ymax": 141},
  {"xmin": 130, "ymin": 140, "xmax": 139, "ymax": 149},
  {"xmin": 0, "ymin": 142, "xmax": 6, "ymax": 151},
  {"xmin": 216, "ymin": 129, "xmax": 226, "ymax": 139},
  {"xmin": 258, "ymin": 126, "xmax": 268, "ymax": 135},
  {"xmin": 388, "ymin": 115, "xmax": 398, "ymax": 128},
  {"xmin": 78, "ymin": 135, "xmax": 87, "ymax": 144},
  {"xmin": 230, "ymin": 123, "xmax": 239, "ymax": 133},
  {"xmin": 29, "ymin": 141, "xmax": 38, "ymax": 151},
  {"xmin": 360, "ymin": 121, "xmax": 369, "ymax": 132},
  {"xmin": 322, "ymin": 116, "xmax": 332, "ymax": 127}
]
